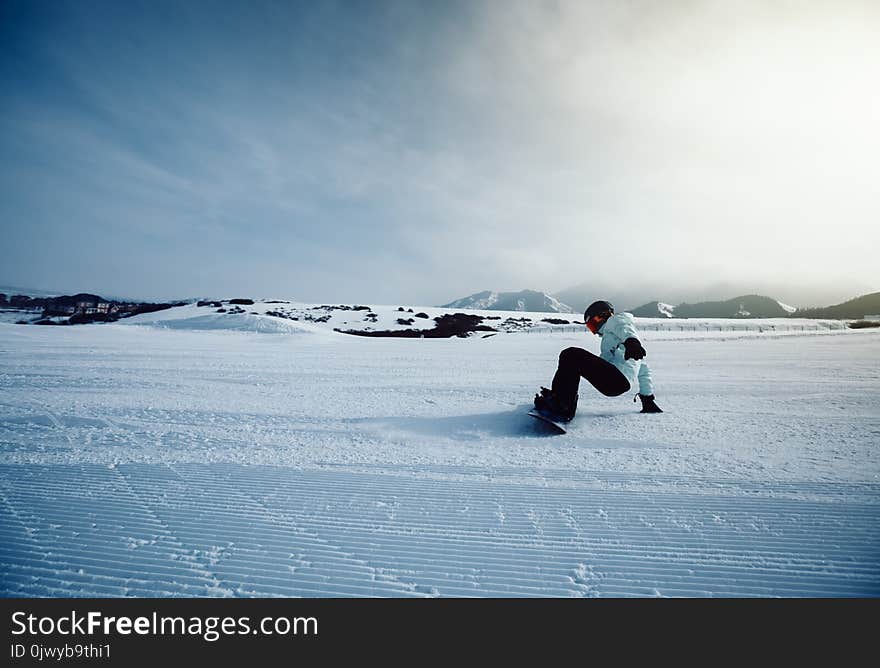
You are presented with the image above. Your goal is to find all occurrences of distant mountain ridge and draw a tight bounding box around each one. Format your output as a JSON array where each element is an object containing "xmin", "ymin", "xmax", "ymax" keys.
[
  {"xmin": 629, "ymin": 301, "xmax": 678, "ymax": 318},
  {"xmin": 631, "ymin": 295, "xmax": 795, "ymax": 319},
  {"xmin": 442, "ymin": 290, "xmax": 573, "ymax": 313},
  {"xmin": 794, "ymin": 292, "xmax": 880, "ymax": 319},
  {"xmin": 552, "ymin": 279, "xmax": 872, "ymax": 316},
  {"xmin": 629, "ymin": 293, "xmax": 880, "ymax": 319}
]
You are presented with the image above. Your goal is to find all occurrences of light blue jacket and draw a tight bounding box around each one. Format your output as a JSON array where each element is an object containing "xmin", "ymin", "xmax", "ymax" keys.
[{"xmin": 597, "ymin": 312, "xmax": 654, "ymax": 396}]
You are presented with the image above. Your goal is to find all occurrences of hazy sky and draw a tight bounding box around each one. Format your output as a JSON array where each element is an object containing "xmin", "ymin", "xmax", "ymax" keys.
[{"xmin": 2, "ymin": 0, "xmax": 878, "ymax": 306}]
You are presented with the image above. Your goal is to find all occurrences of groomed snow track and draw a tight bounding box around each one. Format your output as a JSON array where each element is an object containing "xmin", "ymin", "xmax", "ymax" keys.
[{"xmin": 2, "ymin": 463, "xmax": 878, "ymax": 598}]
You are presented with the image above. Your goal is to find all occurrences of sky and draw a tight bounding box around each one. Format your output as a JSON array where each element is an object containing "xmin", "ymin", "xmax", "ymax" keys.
[{"xmin": 1, "ymin": 0, "xmax": 878, "ymax": 307}]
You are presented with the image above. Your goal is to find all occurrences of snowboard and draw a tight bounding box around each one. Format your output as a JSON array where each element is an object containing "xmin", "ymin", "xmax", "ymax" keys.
[{"xmin": 528, "ymin": 408, "xmax": 568, "ymax": 434}]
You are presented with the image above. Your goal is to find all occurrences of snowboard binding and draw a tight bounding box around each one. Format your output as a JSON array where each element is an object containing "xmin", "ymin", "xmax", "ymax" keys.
[{"xmin": 533, "ymin": 387, "xmax": 577, "ymax": 422}]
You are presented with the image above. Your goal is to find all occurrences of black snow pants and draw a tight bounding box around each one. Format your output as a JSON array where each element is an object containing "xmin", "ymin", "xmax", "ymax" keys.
[{"xmin": 551, "ymin": 347, "xmax": 631, "ymax": 401}]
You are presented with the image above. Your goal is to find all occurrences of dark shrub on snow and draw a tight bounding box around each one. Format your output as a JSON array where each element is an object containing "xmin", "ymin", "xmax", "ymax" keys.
[
  {"xmin": 68, "ymin": 312, "xmax": 114, "ymax": 325},
  {"xmin": 119, "ymin": 303, "xmax": 177, "ymax": 318},
  {"xmin": 338, "ymin": 313, "xmax": 496, "ymax": 339}
]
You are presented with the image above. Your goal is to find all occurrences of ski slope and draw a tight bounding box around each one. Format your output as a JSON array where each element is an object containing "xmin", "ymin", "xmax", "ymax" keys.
[{"xmin": 1, "ymin": 319, "xmax": 878, "ymax": 597}]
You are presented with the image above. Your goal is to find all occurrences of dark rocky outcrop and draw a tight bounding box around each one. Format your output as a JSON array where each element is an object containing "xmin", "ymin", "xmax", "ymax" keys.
[
  {"xmin": 337, "ymin": 313, "xmax": 496, "ymax": 339},
  {"xmin": 266, "ymin": 310, "xmax": 298, "ymax": 320},
  {"xmin": 68, "ymin": 312, "xmax": 114, "ymax": 325},
  {"xmin": 312, "ymin": 304, "xmax": 371, "ymax": 312},
  {"xmin": 10, "ymin": 295, "xmax": 41, "ymax": 308},
  {"xmin": 117, "ymin": 303, "xmax": 177, "ymax": 318}
]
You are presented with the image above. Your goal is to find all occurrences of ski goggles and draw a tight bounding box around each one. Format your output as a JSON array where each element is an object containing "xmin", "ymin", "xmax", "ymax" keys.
[{"xmin": 585, "ymin": 313, "xmax": 611, "ymax": 334}]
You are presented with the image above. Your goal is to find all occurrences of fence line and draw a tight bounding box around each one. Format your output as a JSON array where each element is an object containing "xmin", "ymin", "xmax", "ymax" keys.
[{"xmin": 508, "ymin": 322, "xmax": 849, "ymax": 335}]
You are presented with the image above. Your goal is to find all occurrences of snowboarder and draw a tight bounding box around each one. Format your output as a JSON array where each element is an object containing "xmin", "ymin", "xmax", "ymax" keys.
[{"xmin": 534, "ymin": 300, "xmax": 662, "ymax": 421}]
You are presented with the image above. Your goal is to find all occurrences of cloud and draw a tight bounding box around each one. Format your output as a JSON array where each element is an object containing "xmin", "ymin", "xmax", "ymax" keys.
[{"xmin": 2, "ymin": 1, "xmax": 878, "ymax": 304}]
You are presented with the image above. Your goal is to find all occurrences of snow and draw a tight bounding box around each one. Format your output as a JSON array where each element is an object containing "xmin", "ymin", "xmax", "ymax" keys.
[
  {"xmin": 120, "ymin": 304, "xmax": 328, "ymax": 335},
  {"xmin": 777, "ymin": 300, "xmax": 798, "ymax": 314},
  {"xmin": 117, "ymin": 300, "xmax": 850, "ymax": 338},
  {"xmin": 0, "ymin": 309, "xmax": 42, "ymax": 325},
  {"xmin": 543, "ymin": 294, "xmax": 572, "ymax": 313},
  {"xmin": 462, "ymin": 292, "xmax": 500, "ymax": 310},
  {"xmin": 1, "ymin": 318, "xmax": 878, "ymax": 597},
  {"xmin": 657, "ymin": 302, "xmax": 676, "ymax": 318},
  {"xmin": 0, "ymin": 299, "xmax": 852, "ymax": 336}
]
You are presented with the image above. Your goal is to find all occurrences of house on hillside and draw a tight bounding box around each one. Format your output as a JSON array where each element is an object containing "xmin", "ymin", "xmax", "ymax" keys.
[{"xmin": 42, "ymin": 294, "xmax": 116, "ymax": 317}]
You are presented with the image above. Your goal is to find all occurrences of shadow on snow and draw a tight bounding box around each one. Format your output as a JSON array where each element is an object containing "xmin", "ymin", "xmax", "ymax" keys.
[{"xmin": 350, "ymin": 406, "xmax": 652, "ymax": 446}]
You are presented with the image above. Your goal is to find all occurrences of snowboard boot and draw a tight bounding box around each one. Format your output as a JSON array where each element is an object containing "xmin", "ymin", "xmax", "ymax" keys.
[
  {"xmin": 535, "ymin": 387, "xmax": 578, "ymax": 421},
  {"xmin": 636, "ymin": 393, "xmax": 663, "ymax": 413}
]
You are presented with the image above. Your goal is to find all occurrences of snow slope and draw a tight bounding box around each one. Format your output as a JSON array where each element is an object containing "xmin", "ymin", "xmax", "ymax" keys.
[
  {"xmin": 1, "ymin": 322, "xmax": 878, "ymax": 597},
  {"xmin": 2, "ymin": 297, "xmax": 851, "ymax": 336},
  {"xmin": 113, "ymin": 299, "xmax": 849, "ymax": 339}
]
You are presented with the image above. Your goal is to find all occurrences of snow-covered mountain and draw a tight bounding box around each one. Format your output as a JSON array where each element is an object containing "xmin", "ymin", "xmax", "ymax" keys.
[
  {"xmin": 442, "ymin": 290, "xmax": 573, "ymax": 313},
  {"xmin": 554, "ymin": 279, "xmax": 875, "ymax": 315},
  {"xmin": 631, "ymin": 295, "xmax": 797, "ymax": 319},
  {"xmin": 629, "ymin": 301, "xmax": 678, "ymax": 318}
]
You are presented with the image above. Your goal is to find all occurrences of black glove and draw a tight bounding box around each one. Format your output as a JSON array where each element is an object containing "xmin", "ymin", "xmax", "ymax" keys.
[
  {"xmin": 623, "ymin": 337, "xmax": 646, "ymax": 360},
  {"xmin": 638, "ymin": 394, "xmax": 663, "ymax": 413}
]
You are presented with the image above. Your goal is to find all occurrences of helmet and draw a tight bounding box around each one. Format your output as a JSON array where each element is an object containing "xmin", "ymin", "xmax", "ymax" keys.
[
  {"xmin": 584, "ymin": 300, "xmax": 613, "ymax": 334},
  {"xmin": 584, "ymin": 300, "xmax": 614, "ymax": 320}
]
